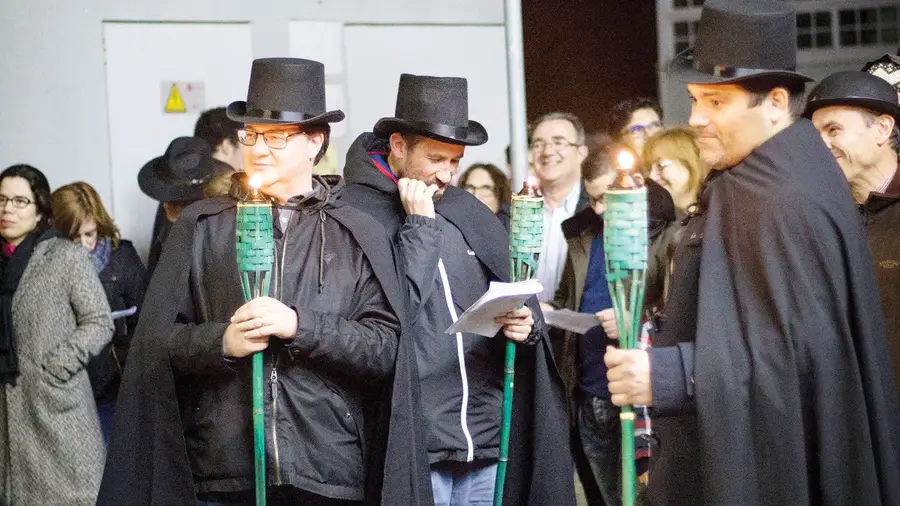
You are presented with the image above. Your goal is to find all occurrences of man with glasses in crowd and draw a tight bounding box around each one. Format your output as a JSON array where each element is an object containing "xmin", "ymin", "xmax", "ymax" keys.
[
  {"xmin": 100, "ymin": 58, "xmax": 414, "ymax": 506},
  {"xmin": 529, "ymin": 112, "xmax": 590, "ymax": 303},
  {"xmin": 607, "ymin": 97, "xmax": 664, "ymax": 157}
]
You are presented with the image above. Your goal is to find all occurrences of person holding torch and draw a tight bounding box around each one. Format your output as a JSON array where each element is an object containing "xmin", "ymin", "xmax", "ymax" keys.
[
  {"xmin": 99, "ymin": 58, "xmax": 412, "ymax": 506},
  {"xmin": 605, "ymin": 1, "xmax": 900, "ymax": 505},
  {"xmin": 342, "ymin": 74, "xmax": 574, "ymax": 506}
]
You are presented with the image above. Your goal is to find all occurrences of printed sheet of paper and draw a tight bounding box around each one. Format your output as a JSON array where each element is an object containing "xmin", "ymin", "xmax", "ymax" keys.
[
  {"xmin": 111, "ymin": 306, "xmax": 138, "ymax": 320},
  {"xmin": 544, "ymin": 308, "xmax": 600, "ymax": 335},
  {"xmin": 445, "ymin": 279, "xmax": 543, "ymax": 337}
]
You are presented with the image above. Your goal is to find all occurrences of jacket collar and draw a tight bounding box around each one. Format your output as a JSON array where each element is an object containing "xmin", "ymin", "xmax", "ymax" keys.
[{"xmin": 864, "ymin": 156, "xmax": 900, "ymax": 213}]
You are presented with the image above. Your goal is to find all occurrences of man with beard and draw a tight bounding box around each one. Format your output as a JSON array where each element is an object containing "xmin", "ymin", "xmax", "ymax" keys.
[
  {"xmin": 805, "ymin": 70, "xmax": 900, "ymax": 396},
  {"xmin": 99, "ymin": 58, "xmax": 413, "ymax": 505},
  {"xmin": 342, "ymin": 74, "xmax": 574, "ymax": 506},
  {"xmin": 604, "ymin": 1, "xmax": 900, "ymax": 504}
]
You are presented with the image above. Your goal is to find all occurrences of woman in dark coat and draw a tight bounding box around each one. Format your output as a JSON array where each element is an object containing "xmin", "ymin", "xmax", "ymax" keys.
[{"xmin": 52, "ymin": 181, "xmax": 148, "ymax": 441}]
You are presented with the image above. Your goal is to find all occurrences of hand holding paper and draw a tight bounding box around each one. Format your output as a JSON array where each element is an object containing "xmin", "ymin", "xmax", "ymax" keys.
[{"xmin": 445, "ymin": 279, "xmax": 543, "ymax": 337}]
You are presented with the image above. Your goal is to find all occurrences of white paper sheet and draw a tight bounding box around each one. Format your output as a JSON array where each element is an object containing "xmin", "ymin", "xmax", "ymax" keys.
[
  {"xmin": 445, "ymin": 279, "xmax": 543, "ymax": 337},
  {"xmin": 543, "ymin": 308, "xmax": 600, "ymax": 335},
  {"xmin": 111, "ymin": 306, "xmax": 138, "ymax": 320}
]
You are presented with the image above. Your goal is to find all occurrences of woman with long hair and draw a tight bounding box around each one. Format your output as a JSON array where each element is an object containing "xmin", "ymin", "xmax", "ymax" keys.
[
  {"xmin": 52, "ymin": 181, "xmax": 148, "ymax": 441},
  {"xmin": 458, "ymin": 162, "xmax": 512, "ymax": 226},
  {"xmin": 0, "ymin": 165, "xmax": 113, "ymax": 505}
]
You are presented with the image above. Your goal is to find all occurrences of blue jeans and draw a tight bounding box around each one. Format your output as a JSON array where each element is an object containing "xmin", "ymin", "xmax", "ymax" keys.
[
  {"xmin": 430, "ymin": 462, "xmax": 497, "ymax": 506},
  {"xmin": 578, "ymin": 393, "xmax": 622, "ymax": 506}
]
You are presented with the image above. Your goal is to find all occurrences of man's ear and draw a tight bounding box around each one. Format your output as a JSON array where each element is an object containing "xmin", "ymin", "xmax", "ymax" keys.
[
  {"xmin": 874, "ymin": 114, "xmax": 896, "ymax": 148},
  {"xmin": 388, "ymin": 132, "xmax": 407, "ymax": 158},
  {"xmin": 766, "ymin": 87, "xmax": 791, "ymax": 124}
]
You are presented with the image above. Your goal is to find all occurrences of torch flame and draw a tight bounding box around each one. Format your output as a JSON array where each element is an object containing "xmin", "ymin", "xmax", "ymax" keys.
[
  {"xmin": 526, "ymin": 175, "xmax": 539, "ymax": 189},
  {"xmin": 616, "ymin": 149, "xmax": 637, "ymax": 172},
  {"xmin": 248, "ymin": 175, "xmax": 263, "ymax": 190}
]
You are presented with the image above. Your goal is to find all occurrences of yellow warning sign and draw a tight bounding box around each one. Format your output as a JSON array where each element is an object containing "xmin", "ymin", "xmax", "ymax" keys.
[{"xmin": 164, "ymin": 84, "xmax": 187, "ymax": 113}]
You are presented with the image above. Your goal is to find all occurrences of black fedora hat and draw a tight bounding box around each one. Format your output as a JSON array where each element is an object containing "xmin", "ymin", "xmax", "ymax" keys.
[
  {"xmin": 227, "ymin": 58, "xmax": 345, "ymax": 126},
  {"xmin": 373, "ymin": 74, "xmax": 488, "ymax": 146},
  {"xmin": 668, "ymin": 0, "xmax": 812, "ymax": 85},
  {"xmin": 803, "ymin": 71, "xmax": 900, "ymax": 120},
  {"xmin": 138, "ymin": 137, "xmax": 218, "ymax": 203}
]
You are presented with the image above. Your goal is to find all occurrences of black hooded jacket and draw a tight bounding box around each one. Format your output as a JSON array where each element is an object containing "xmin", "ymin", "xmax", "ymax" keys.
[
  {"xmin": 342, "ymin": 132, "xmax": 576, "ymax": 506},
  {"xmin": 98, "ymin": 175, "xmax": 413, "ymax": 505},
  {"xmin": 646, "ymin": 120, "xmax": 900, "ymax": 505}
]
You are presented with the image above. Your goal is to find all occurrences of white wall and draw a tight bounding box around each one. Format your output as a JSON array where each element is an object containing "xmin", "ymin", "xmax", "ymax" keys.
[{"xmin": 0, "ymin": 0, "xmax": 504, "ymax": 253}]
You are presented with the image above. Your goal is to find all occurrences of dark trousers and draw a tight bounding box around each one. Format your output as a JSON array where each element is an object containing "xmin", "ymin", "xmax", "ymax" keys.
[
  {"xmin": 579, "ymin": 393, "xmax": 622, "ymax": 506},
  {"xmin": 197, "ymin": 486, "xmax": 363, "ymax": 506}
]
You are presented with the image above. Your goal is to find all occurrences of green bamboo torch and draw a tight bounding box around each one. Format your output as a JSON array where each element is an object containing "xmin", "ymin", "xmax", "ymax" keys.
[
  {"xmin": 235, "ymin": 175, "xmax": 274, "ymax": 506},
  {"xmin": 602, "ymin": 148, "xmax": 648, "ymax": 506},
  {"xmin": 493, "ymin": 178, "xmax": 543, "ymax": 506}
]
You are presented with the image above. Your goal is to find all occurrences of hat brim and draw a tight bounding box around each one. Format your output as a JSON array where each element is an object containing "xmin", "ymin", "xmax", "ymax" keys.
[
  {"xmin": 138, "ymin": 157, "xmax": 211, "ymax": 203},
  {"xmin": 803, "ymin": 97, "xmax": 900, "ymax": 121},
  {"xmin": 668, "ymin": 47, "xmax": 813, "ymax": 85},
  {"xmin": 226, "ymin": 101, "xmax": 346, "ymax": 126},
  {"xmin": 372, "ymin": 118, "xmax": 488, "ymax": 146}
]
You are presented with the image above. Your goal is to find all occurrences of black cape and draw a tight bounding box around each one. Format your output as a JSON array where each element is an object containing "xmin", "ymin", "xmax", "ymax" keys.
[
  {"xmin": 97, "ymin": 183, "xmax": 424, "ymax": 505},
  {"xmin": 342, "ymin": 133, "xmax": 575, "ymax": 506},
  {"xmin": 653, "ymin": 119, "xmax": 900, "ymax": 505}
]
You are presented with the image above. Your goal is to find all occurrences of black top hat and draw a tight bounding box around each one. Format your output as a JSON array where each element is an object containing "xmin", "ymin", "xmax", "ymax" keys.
[
  {"xmin": 138, "ymin": 137, "xmax": 219, "ymax": 203},
  {"xmin": 373, "ymin": 74, "xmax": 488, "ymax": 146},
  {"xmin": 862, "ymin": 53, "xmax": 900, "ymax": 92},
  {"xmin": 227, "ymin": 58, "xmax": 345, "ymax": 126},
  {"xmin": 803, "ymin": 71, "xmax": 900, "ymax": 121},
  {"xmin": 668, "ymin": 0, "xmax": 812, "ymax": 85}
]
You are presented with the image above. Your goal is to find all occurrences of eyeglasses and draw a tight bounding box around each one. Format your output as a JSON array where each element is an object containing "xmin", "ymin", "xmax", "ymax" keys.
[
  {"xmin": 237, "ymin": 129, "xmax": 307, "ymax": 149},
  {"xmin": 0, "ymin": 195, "xmax": 34, "ymax": 210},
  {"xmin": 530, "ymin": 139, "xmax": 581, "ymax": 152},
  {"xmin": 650, "ymin": 159, "xmax": 675, "ymax": 174},
  {"xmin": 463, "ymin": 184, "xmax": 497, "ymax": 198},
  {"xmin": 622, "ymin": 121, "xmax": 663, "ymax": 138}
]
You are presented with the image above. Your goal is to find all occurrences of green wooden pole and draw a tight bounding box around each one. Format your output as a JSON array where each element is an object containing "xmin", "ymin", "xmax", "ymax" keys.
[
  {"xmin": 603, "ymin": 187, "xmax": 648, "ymax": 506},
  {"xmin": 494, "ymin": 191, "xmax": 543, "ymax": 506},
  {"xmin": 236, "ymin": 201, "xmax": 274, "ymax": 506}
]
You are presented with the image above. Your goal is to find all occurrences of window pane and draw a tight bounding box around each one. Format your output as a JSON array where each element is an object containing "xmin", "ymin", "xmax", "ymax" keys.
[
  {"xmin": 841, "ymin": 30, "xmax": 858, "ymax": 46},
  {"xmin": 815, "ymin": 12, "xmax": 831, "ymax": 28},
  {"xmin": 797, "ymin": 13, "xmax": 811, "ymax": 29},
  {"xmin": 882, "ymin": 27, "xmax": 898, "ymax": 44},
  {"xmin": 798, "ymin": 33, "xmax": 812, "ymax": 49},
  {"xmin": 862, "ymin": 27, "xmax": 878, "ymax": 45},
  {"xmin": 816, "ymin": 32, "xmax": 833, "ymax": 48},
  {"xmin": 860, "ymin": 8, "xmax": 876, "ymax": 25},
  {"xmin": 675, "ymin": 22, "xmax": 689, "ymax": 36},
  {"xmin": 692, "ymin": 0, "xmax": 706, "ymax": 6},
  {"xmin": 675, "ymin": 41, "xmax": 689, "ymax": 53},
  {"xmin": 674, "ymin": 0, "xmax": 688, "ymax": 8},
  {"xmin": 880, "ymin": 7, "xmax": 898, "ymax": 23},
  {"xmin": 839, "ymin": 9, "xmax": 857, "ymax": 28}
]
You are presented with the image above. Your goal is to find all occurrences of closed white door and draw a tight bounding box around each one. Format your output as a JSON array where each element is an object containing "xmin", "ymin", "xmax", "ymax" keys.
[{"xmin": 103, "ymin": 22, "xmax": 253, "ymax": 260}]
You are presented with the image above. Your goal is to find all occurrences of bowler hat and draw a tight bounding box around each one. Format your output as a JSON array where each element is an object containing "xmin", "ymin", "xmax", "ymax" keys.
[
  {"xmin": 374, "ymin": 74, "xmax": 488, "ymax": 146},
  {"xmin": 804, "ymin": 71, "xmax": 900, "ymax": 120},
  {"xmin": 227, "ymin": 58, "xmax": 345, "ymax": 126},
  {"xmin": 138, "ymin": 137, "xmax": 218, "ymax": 203},
  {"xmin": 668, "ymin": 0, "xmax": 812, "ymax": 85}
]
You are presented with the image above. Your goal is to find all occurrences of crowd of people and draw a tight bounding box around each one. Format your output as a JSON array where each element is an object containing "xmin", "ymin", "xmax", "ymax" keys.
[{"xmin": 2, "ymin": 0, "xmax": 900, "ymax": 505}]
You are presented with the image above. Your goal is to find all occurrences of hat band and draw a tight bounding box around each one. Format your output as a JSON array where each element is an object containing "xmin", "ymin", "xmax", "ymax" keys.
[
  {"xmin": 245, "ymin": 108, "xmax": 316, "ymax": 122},
  {"xmin": 404, "ymin": 120, "xmax": 468, "ymax": 140},
  {"xmin": 693, "ymin": 59, "xmax": 797, "ymax": 79}
]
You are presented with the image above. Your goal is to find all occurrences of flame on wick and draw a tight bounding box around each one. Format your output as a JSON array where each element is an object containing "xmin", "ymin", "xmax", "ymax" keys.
[
  {"xmin": 248, "ymin": 175, "xmax": 263, "ymax": 190},
  {"xmin": 526, "ymin": 175, "xmax": 539, "ymax": 189},
  {"xmin": 616, "ymin": 149, "xmax": 637, "ymax": 173}
]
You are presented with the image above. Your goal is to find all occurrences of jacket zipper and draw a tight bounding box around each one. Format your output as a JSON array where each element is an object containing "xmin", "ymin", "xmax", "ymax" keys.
[
  {"xmin": 437, "ymin": 259, "xmax": 474, "ymax": 462},
  {"xmin": 271, "ymin": 352, "xmax": 282, "ymax": 485}
]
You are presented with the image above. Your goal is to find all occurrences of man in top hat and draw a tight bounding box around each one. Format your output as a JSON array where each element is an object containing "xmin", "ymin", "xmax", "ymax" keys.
[
  {"xmin": 602, "ymin": 1, "xmax": 900, "ymax": 504},
  {"xmin": 99, "ymin": 58, "xmax": 413, "ymax": 506},
  {"xmin": 805, "ymin": 70, "xmax": 900, "ymax": 398},
  {"xmin": 138, "ymin": 136, "xmax": 230, "ymax": 275},
  {"xmin": 342, "ymin": 74, "xmax": 574, "ymax": 506}
]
